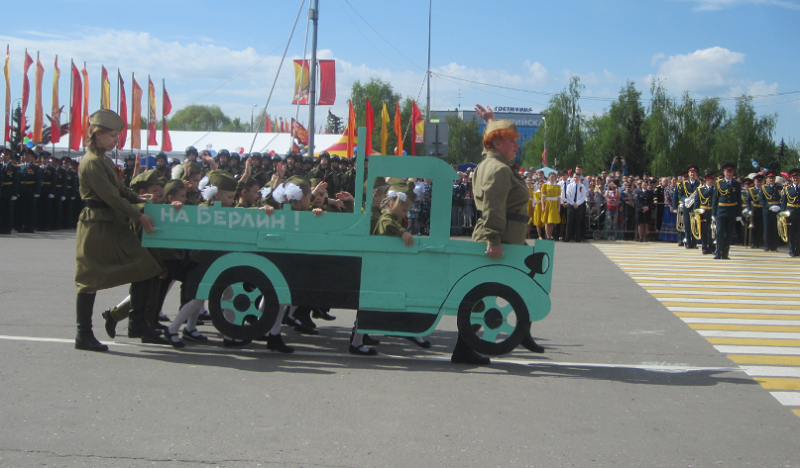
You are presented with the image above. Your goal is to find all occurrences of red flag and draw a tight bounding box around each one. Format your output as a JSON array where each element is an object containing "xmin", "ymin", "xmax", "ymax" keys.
[
  {"xmin": 161, "ymin": 83, "xmax": 172, "ymax": 152},
  {"xmin": 264, "ymin": 114, "xmax": 270, "ymax": 133},
  {"xmin": 131, "ymin": 77, "xmax": 142, "ymax": 149},
  {"xmin": 81, "ymin": 65, "xmax": 89, "ymax": 147},
  {"xmin": 147, "ymin": 78, "xmax": 157, "ymax": 146},
  {"xmin": 291, "ymin": 118, "xmax": 309, "ymax": 145},
  {"xmin": 21, "ymin": 52, "xmax": 33, "ymax": 139},
  {"xmin": 394, "ymin": 102, "xmax": 403, "ymax": 156},
  {"xmin": 346, "ymin": 100, "xmax": 355, "ymax": 158},
  {"xmin": 318, "ymin": 60, "xmax": 336, "ymax": 105},
  {"xmin": 280, "ymin": 118, "xmax": 285, "ymax": 133},
  {"xmin": 49, "ymin": 56, "xmax": 61, "ymax": 144},
  {"xmin": 118, "ymin": 72, "xmax": 127, "ymax": 149},
  {"xmin": 411, "ymin": 101, "xmax": 424, "ymax": 156},
  {"xmin": 542, "ymin": 149, "xmax": 547, "ymax": 167},
  {"xmin": 33, "ymin": 54, "xmax": 44, "ymax": 143},
  {"xmin": 69, "ymin": 63, "xmax": 82, "ymax": 151},
  {"xmin": 3, "ymin": 46, "xmax": 10, "ymax": 142},
  {"xmin": 365, "ymin": 98, "xmax": 374, "ymax": 155}
]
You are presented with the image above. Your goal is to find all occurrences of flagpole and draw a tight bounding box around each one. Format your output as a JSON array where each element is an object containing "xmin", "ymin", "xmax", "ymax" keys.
[
  {"xmin": 68, "ymin": 59, "xmax": 73, "ymax": 162},
  {"xmin": 426, "ymin": 0, "xmax": 432, "ymax": 125},
  {"xmin": 308, "ymin": 0, "xmax": 319, "ymax": 158},
  {"xmin": 147, "ymin": 74, "xmax": 150, "ymax": 160},
  {"xmin": 115, "ymin": 69, "xmax": 119, "ymax": 164},
  {"xmin": 161, "ymin": 78, "xmax": 164, "ymax": 153}
]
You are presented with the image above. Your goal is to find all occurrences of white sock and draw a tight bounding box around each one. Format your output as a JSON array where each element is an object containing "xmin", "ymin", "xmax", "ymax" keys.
[
  {"xmin": 169, "ymin": 299, "xmax": 203, "ymax": 334},
  {"xmin": 116, "ymin": 295, "xmax": 130, "ymax": 310},
  {"xmin": 270, "ymin": 305, "xmax": 288, "ymax": 335},
  {"xmin": 185, "ymin": 300, "xmax": 205, "ymax": 331},
  {"xmin": 351, "ymin": 319, "xmax": 363, "ymax": 347}
]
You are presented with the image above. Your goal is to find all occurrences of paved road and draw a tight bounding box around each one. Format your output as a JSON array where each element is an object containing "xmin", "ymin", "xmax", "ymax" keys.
[{"xmin": 1, "ymin": 231, "xmax": 798, "ymax": 467}]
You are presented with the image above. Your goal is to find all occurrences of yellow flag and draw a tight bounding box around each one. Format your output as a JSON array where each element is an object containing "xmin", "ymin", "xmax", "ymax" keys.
[
  {"xmin": 380, "ymin": 102, "xmax": 390, "ymax": 155},
  {"xmin": 101, "ymin": 66, "xmax": 111, "ymax": 110}
]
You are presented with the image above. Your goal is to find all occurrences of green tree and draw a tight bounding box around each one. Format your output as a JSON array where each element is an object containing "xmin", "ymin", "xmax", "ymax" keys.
[
  {"xmin": 222, "ymin": 117, "xmax": 249, "ymax": 133},
  {"xmin": 168, "ymin": 104, "xmax": 231, "ymax": 131},
  {"xmin": 442, "ymin": 113, "xmax": 482, "ymax": 165},
  {"xmin": 716, "ymin": 95, "xmax": 777, "ymax": 172},
  {"xmin": 349, "ymin": 77, "xmax": 407, "ymax": 154},
  {"xmin": 645, "ymin": 79, "xmax": 677, "ymax": 176},
  {"xmin": 326, "ymin": 110, "xmax": 343, "ymax": 134},
  {"xmin": 523, "ymin": 76, "xmax": 584, "ymax": 171}
]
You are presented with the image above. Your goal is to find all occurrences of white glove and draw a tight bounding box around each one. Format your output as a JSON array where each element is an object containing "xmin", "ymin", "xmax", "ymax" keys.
[
  {"xmin": 686, "ymin": 199, "xmax": 695, "ymax": 208},
  {"xmin": 48, "ymin": 194, "xmax": 54, "ymax": 199},
  {"xmin": 736, "ymin": 217, "xmax": 742, "ymax": 222},
  {"xmin": 61, "ymin": 196, "xmax": 66, "ymax": 201},
  {"xmin": 70, "ymin": 197, "xmax": 75, "ymax": 201},
  {"xmin": 679, "ymin": 203, "xmax": 684, "ymax": 209},
  {"xmin": 33, "ymin": 194, "xmax": 39, "ymax": 198},
  {"xmin": 712, "ymin": 216, "xmax": 716, "ymax": 222},
  {"xmin": 771, "ymin": 205, "xmax": 781, "ymax": 213},
  {"xmin": 10, "ymin": 196, "xmax": 17, "ymax": 201}
]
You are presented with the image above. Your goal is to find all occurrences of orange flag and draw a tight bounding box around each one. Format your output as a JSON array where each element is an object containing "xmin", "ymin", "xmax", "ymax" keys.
[
  {"xmin": 147, "ymin": 77, "xmax": 157, "ymax": 146},
  {"xmin": 21, "ymin": 51, "xmax": 33, "ymax": 140},
  {"xmin": 100, "ymin": 66, "xmax": 110, "ymax": 110},
  {"xmin": 365, "ymin": 98, "xmax": 374, "ymax": 156},
  {"xmin": 49, "ymin": 56, "xmax": 61, "ymax": 144},
  {"xmin": 346, "ymin": 100, "xmax": 355, "ymax": 158},
  {"xmin": 81, "ymin": 64, "xmax": 89, "ymax": 147},
  {"xmin": 131, "ymin": 76, "xmax": 142, "ymax": 149},
  {"xmin": 118, "ymin": 72, "xmax": 127, "ymax": 149},
  {"xmin": 161, "ymin": 82, "xmax": 172, "ymax": 152},
  {"xmin": 393, "ymin": 102, "xmax": 403, "ymax": 155},
  {"xmin": 33, "ymin": 53, "xmax": 44, "ymax": 143}
]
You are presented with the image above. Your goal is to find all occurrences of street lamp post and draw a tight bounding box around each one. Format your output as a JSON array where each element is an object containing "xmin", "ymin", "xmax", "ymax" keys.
[
  {"xmin": 251, "ymin": 104, "xmax": 258, "ymax": 132},
  {"xmin": 542, "ymin": 116, "xmax": 548, "ymax": 168}
]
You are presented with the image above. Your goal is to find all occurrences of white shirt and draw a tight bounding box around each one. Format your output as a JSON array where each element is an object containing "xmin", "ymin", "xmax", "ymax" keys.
[{"xmin": 564, "ymin": 181, "xmax": 588, "ymax": 206}]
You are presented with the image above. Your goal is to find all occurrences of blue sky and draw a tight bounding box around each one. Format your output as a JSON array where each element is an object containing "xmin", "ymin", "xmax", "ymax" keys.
[{"xmin": 2, "ymin": 0, "xmax": 799, "ymax": 144}]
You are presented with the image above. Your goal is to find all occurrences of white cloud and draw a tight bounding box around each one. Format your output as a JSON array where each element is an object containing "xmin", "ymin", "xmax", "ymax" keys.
[
  {"xmin": 651, "ymin": 53, "xmax": 666, "ymax": 66},
  {"xmin": 523, "ymin": 60, "xmax": 551, "ymax": 85},
  {"xmin": 680, "ymin": 0, "xmax": 800, "ymax": 10},
  {"xmin": 645, "ymin": 46, "xmax": 745, "ymax": 93}
]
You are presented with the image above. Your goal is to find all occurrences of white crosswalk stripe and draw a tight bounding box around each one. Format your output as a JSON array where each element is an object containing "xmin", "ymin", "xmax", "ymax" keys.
[{"xmin": 597, "ymin": 242, "xmax": 800, "ymax": 418}]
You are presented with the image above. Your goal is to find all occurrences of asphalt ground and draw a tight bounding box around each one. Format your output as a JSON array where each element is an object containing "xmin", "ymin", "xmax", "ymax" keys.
[{"xmin": 1, "ymin": 231, "xmax": 799, "ymax": 467}]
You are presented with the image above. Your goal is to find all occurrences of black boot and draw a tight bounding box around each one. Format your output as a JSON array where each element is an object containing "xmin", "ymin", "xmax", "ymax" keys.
[
  {"xmin": 293, "ymin": 306, "xmax": 317, "ymax": 329},
  {"xmin": 450, "ymin": 336, "xmax": 489, "ymax": 365},
  {"xmin": 266, "ymin": 333, "xmax": 294, "ymax": 353},
  {"xmin": 519, "ymin": 334, "xmax": 545, "ymax": 353},
  {"xmin": 312, "ymin": 308, "xmax": 336, "ymax": 321},
  {"xmin": 101, "ymin": 309, "xmax": 117, "ymax": 339},
  {"xmin": 128, "ymin": 279, "xmax": 168, "ymax": 344},
  {"xmin": 75, "ymin": 293, "xmax": 109, "ymax": 352}
]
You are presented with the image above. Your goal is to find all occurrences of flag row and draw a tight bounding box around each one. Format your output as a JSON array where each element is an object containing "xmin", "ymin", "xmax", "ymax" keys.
[{"xmin": 344, "ymin": 98, "xmax": 425, "ymax": 157}]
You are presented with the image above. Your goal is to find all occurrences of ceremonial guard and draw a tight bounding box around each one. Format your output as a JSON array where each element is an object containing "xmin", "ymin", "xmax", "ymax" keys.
[
  {"xmin": 781, "ymin": 168, "xmax": 800, "ymax": 257},
  {"xmin": 712, "ymin": 163, "xmax": 743, "ymax": 259},
  {"xmin": 762, "ymin": 169, "xmax": 782, "ymax": 251},
  {"xmin": 697, "ymin": 172, "xmax": 716, "ymax": 254},
  {"xmin": 745, "ymin": 174, "xmax": 765, "ymax": 248},
  {"xmin": 673, "ymin": 164, "xmax": 701, "ymax": 249},
  {"xmin": 0, "ymin": 146, "xmax": 20, "ymax": 234},
  {"xmin": 62, "ymin": 160, "xmax": 77, "ymax": 229},
  {"xmin": 17, "ymin": 147, "xmax": 42, "ymax": 233}
]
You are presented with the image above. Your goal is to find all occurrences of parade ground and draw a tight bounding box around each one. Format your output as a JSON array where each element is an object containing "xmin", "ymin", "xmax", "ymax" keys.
[{"xmin": 2, "ymin": 232, "xmax": 800, "ymax": 467}]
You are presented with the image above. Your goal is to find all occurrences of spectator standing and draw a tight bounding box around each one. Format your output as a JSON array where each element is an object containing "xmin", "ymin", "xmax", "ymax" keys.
[
  {"xmin": 604, "ymin": 182, "xmax": 621, "ymax": 240},
  {"xmin": 563, "ymin": 173, "xmax": 588, "ymax": 242}
]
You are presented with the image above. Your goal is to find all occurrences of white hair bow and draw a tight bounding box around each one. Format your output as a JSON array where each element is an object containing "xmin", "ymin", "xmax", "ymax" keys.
[
  {"xmin": 387, "ymin": 190, "xmax": 408, "ymax": 202},
  {"xmin": 200, "ymin": 185, "xmax": 218, "ymax": 201},
  {"xmin": 260, "ymin": 186, "xmax": 272, "ymax": 199},
  {"xmin": 273, "ymin": 182, "xmax": 303, "ymax": 204}
]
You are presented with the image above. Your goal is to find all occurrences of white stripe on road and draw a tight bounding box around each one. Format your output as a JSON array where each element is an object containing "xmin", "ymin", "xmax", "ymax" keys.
[
  {"xmin": 740, "ymin": 366, "xmax": 800, "ymax": 378},
  {"xmin": 658, "ymin": 297, "xmax": 800, "ymax": 306},
  {"xmin": 648, "ymin": 290, "xmax": 800, "ymax": 298},
  {"xmin": 632, "ymin": 277, "xmax": 794, "ymax": 284},
  {"xmin": 667, "ymin": 307, "xmax": 800, "ymax": 315},
  {"xmin": 770, "ymin": 392, "xmax": 800, "ymax": 406},
  {"xmin": 697, "ymin": 330, "xmax": 800, "ymax": 339},
  {"xmin": 639, "ymin": 283, "xmax": 799, "ymax": 291},
  {"xmin": 714, "ymin": 345, "xmax": 800, "ymax": 356},
  {"xmin": 681, "ymin": 318, "xmax": 800, "ymax": 326}
]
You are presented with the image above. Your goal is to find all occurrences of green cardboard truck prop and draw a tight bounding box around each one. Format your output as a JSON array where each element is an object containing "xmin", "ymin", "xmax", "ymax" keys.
[{"xmin": 143, "ymin": 128, "xmax": 554, "ymax": 355}]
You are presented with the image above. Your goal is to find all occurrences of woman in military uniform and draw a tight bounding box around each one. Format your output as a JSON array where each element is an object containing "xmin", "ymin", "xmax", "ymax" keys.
[{"xmin": 74, "ymin": 110, "xmax": 164, "ymax": 352}]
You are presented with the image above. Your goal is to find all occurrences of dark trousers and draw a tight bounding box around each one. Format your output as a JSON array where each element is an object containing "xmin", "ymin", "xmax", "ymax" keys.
[
  {"xmin": 715, "ymin": 214, "xmax": 736, "ymax": 258},
  {"xmin": 557, "ymin": 205, "xmax": 568, "ymax": 240},
  {"xmin": 700, "ymin": 211, "xmax": 714, "ymax": 253},
  {"xmin": 788, "ymin": 209, "xmax": 800, "ymax": 256},
  {"xmin": 763, "ymin": 209, "xmax": 779, "ymax": 251},
  {"xmin": 61, "ymin": 198, "xmax": 74, "ymax": 229},
  {"xmin": 0, "ymin": 197, "xmax": 13, "ymax": 233},
  {"xmin": 749, "ymin": 208, "xmax": 763, "ymax": 248},
  {"xmin": 38, "ymin": 196, "xmax": 55, "ymax": 231},
  {"xmin": 566, "ymin": 203, "xmax": 586, "ymax": 242},
  {"xmin": 682, "ymin": 209, "xmax": 696, "ymax": 248},
  {"xmin": 16, "ymin": 196, "xmax": 37, "ymax": 233}
]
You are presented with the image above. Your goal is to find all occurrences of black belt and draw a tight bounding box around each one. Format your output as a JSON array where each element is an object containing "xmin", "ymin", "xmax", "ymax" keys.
[
  {"xmin": 85, "ymin": 199, "xmax": 110, "ymax": 209},
  {"xmin": 506, "ymin": 212, "xmax": 529, "ymax": 223}
]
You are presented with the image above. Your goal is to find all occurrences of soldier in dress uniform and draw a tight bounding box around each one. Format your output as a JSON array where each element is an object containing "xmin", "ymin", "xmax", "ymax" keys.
[
  {"xmin": 62, "ymin": 158, "xmax": 77, "ymax": 229},
  {"xmin": 52, "ymin": 154, "xmax": 68, "ymax": 229},
  {"xmin": 0, "ymin": 146, "xmax": 20, "ymax": 234},
  {"xmin": 673, "ymin": 164, "xmax": 701, "ymax": 249},
  {"xmin": 16, "ymin": 147, "xmax": 41, "ymax": 233},
  {"xmin": 762, "ymin": 169, "xmax": 782, "ymax": 252},
  {"xmin": 38, "ymin": 151, "xmax": 59, "ymax": 231},
  {"xmin": 781, "ymin": 168, "xmax": 800, "ymax": 257},
  {"xmin": 745, "ymin": 174, "xmax": 765, "ymax": 249},
  {"xmin": 712, "ymin": 162, "xmax": 743, "ymax": 259},
  {"xmin": 697, "ymin": 172, "xmax": 716, "ymax": 254}
]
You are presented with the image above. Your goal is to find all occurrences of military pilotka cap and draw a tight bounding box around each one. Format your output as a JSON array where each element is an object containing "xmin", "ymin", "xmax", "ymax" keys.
[
  {"xmin": 388, "ymin": 180, "xmax": 418, "ymax": 203},
  {"xmin": 484, "ymin": 119, "xmax": 518, "ymax": 137},
  {"xmin": 181, "ymin": 161, "xmax": 202, "ymax": 181},
  {"xmin": 131, "ymin": 169, "xmax": 165, "ymax": 192},
  {"xmin": 164, "ymin": 179, "xmax": 185, "ymax": 196},
  {"xmin": 207, "ymin": 170, "xmax": 238, "ymax": 192},
  {"xmin": 88, "ymin": 109, "xmax": 125, "ymax": 131}
]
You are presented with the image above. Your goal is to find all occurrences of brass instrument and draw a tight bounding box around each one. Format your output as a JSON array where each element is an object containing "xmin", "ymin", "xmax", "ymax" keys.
[
  {"xmin": 691, "ymin": 208, "xmax": 705, "ymax": 240},
  {"xmin": 676, "ymin": 206, "xmax": 684, "ymax": 231},
  {"xmin": 676, "ymin": 190, "xmax": 698, "ymax": 232},
  {"xmin": 778, "ymin": 211, "xmax": 790, "ymax": 243},
  {"xmin": 710, "ymin": 216, "xmax": 717, "ymax": 240}
]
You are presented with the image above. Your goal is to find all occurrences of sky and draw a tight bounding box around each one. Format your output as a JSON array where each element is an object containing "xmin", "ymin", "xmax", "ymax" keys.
[{"xmin": 2, "ymin": 0, "xmax": 799, "ymax": 146}]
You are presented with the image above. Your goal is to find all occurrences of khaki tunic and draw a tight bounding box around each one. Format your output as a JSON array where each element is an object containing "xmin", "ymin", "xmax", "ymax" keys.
[
  {"xmin": 471, "ymin": 150, "xmax": 529, "ymax": 246},
  {"xmin": 75, "ymin": 150, "xmax": 162, "ymax": 293},
  {"xmin": 373, "ymin": 210, "xmax": 405, "ymax": 237}
]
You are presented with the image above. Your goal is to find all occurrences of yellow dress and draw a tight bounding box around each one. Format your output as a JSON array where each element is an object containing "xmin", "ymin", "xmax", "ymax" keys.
[
  {"xmin": 529, "ymin": 187, "xmax": 544, "ymax": 227},
  {"xmin": 541, "ymin": 183, "xmax": 562, "ymax": 224}
]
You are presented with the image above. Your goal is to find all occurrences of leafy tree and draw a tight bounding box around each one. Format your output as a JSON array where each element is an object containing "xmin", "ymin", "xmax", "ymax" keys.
[
  {"xmin": 168, "ymin": 104, "xmax": 231, "ymax": 131},
  {"xmin": 442, "ymin": 113, "xmax": 482, "ymax": 165},
  {"xmin": 326, "ymin": 110, "xmax": 343, "ymax": 134},
  {"xmin": 349, "ymin": 78, "xmax": 407, "ymax": 154},
  {"xmin": 523, "ymin": 76, "xmax": 584, "ymax": 171}
]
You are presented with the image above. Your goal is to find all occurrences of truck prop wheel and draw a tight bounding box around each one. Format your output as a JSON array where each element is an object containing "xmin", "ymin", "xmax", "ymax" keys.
[
  {"xmin": 207, "ymin": 267, "xmax": 280, "ymax": 341},
  {"xmin": 457, "ymin": 283, "xmax": 530, "ymax": 356}
]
